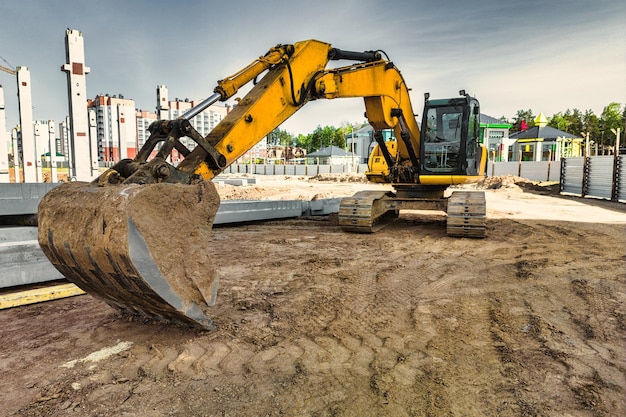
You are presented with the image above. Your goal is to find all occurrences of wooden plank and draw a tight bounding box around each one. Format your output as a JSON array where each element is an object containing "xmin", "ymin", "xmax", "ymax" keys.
[{"xmin": 0, "ymin": 283, "xmax": 85, "ymax": 309}]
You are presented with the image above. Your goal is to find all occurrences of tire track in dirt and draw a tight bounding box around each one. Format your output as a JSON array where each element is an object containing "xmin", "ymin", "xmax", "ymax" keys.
[
  {"xmin": 479, "ymin": 219, "xmax": 626, "ymax": 416},
  {"xmin": 9, "ymin": 204, "xmax": 626, "ymax": 416}
]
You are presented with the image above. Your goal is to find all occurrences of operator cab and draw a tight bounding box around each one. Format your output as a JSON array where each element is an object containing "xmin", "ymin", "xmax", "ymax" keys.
[{"xmin": 420, "ymin": 91, "xmax": 481, "ymax": 176}]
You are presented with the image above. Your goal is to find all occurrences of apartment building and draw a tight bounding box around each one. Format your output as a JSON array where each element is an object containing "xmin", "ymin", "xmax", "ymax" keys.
[
  {"xmin": 88, "ymin": 94, "xmax": 138, "ymax": 162},
  {"xmin": 89, "ymin": 87, "xmax": 230, "ymax": 166}
]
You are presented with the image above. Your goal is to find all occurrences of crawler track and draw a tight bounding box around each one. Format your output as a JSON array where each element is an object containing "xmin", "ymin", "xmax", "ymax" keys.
[{"xmin": 446, "ymin": 190, "xmax": 486, "ymax": 238}]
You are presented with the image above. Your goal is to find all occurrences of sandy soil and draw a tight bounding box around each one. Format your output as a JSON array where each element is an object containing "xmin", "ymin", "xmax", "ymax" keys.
[{"xmin": 1, "ymin": 174, "xmax": 625, "ymax": 416}]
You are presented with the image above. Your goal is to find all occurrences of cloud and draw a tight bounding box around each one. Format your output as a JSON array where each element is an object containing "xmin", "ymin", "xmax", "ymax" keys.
[{"xmin": 0, "ymin": 0, "xmax": 623, "ymax": 135}]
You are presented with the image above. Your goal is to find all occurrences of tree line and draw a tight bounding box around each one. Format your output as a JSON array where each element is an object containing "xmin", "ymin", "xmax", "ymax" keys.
[
  {"xmin": 267, "ymin": 102, "xmax": 625, "ymax": 153},
  {"xmin": 267, "ymin": 122, "xmax": 369, "ymax": 153},
  {"xmin": 505, "ymin": 102, "xmax": 625, "ymax": 148}
]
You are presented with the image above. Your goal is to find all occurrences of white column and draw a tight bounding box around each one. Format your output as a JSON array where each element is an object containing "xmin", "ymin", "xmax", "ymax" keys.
[
  {"xmin": 88, "ymin": 108, "xmax": 98, "ymax": 172},
  {"xmin": 33, "ymin": 121, "xmax": 44, "ymax": 182},
  {"xmin": 61, "ymin": 29, "xmax": 95, "ymax": 181},
  {"xmin": 0, "ymin": 85, "xmax": 9, "ymax": 182},
  {"xmin": 11, "ymin": 128, "xmax": 20, "ymax": 182},
  {"xmin": 48, "ymin": 121, "xmax": 57, "ymax": 183},
  {"xmin": 17, "ymin": 67, "xmax": 37, "ymax": 182},
  {"xmin": 157, "ymin": 85, "xmax": 169, "ymax": 120},
  {"xmin": 117, "ymin": 104, "xmax": 128, "ymax": 160}
]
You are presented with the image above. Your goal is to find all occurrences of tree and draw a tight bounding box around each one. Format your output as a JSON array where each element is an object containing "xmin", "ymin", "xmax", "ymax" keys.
[
  {"xmin": 548, "ymin": 112, "xmax": 569, "ymax": 132},
  {"xmin": 266, "ymin": 128, "xmax": 293, "ymax": 147},
  {"xmin": 294, "ymin": 133, "xmax": 310, "ymax": 150},
  {"xmin": 512, "ymin": 109, "xmax": 535, "ymax": 131},
  {"xmin": 308, "ymin": 125, "xmax": 345, "ymax": 152},
  {"xmin": 547, "ymin": 109, "xmax": 584, "ymax": 135},
  {"xmin": 566, "ymin": 109, "xmax": 584, "ymax": 136},
  {"xmin": 582, "ymin": 109, "xmax": 601, "ymax": 150},
  {"xmin": 600, "ymin": 102, "xmax": 624, "ymax": 148}
]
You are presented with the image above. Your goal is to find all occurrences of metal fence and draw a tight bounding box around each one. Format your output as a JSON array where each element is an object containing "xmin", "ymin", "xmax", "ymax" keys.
[
  {"xmin": 223, "ymin": 163, "xmax": 370, "ymax": 176},
  {"xmin": 488, "ymin": 161, "xmax": 560, "ymax": 182},
  {"xmin": 227, "ymin": 161, "xmax": 562, "ymax": 182},
  {"xmin": 561, "ymin": 156, "xmax": 625, "ymax": 202}
]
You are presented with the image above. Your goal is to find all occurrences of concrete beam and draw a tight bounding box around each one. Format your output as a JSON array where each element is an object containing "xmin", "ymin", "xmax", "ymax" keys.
[
  {"xmin": 0, "ymin": 183, "xmax": 58, "ymax": 216},
  {"xmin": 0, "ymin": 226, "xmax": 64, "ymax": 288}
]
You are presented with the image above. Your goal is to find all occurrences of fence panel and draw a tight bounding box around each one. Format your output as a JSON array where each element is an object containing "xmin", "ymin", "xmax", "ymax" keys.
[
  {"xmin": 586, "ymin": 156, "xmax": 614, "ymax": 200},
  {"xmin": 357, "ymin": 164, "xmax": 368, "ymax": 174},
  {"xmin": 548, "ymin": 162, "xmax": 560, "ymax": 182},
  {"xmin": 491, "ymin": 162, "xmax": 518, "ymax": 177},
  {"xmin": 617, "ymin": 156, "xmax": 626, "ymax": 202},
  {"xmin": 317, "ymin": 165, "xmax": 331, "ymax": 174},
  {"xmin": 219, "ymin": 161, "xmax": 610, "ymax": 188},
  {"xmin": 560, "ymin": 157, "xmax": 585, "ymax": 196},
  {"xmin": 519, "ymin": 161, "xmax": 551, "ymax": 182}
]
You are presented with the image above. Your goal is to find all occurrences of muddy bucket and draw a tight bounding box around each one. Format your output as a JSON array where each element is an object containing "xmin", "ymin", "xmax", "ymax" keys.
[{"xmin": 38, "ymin": 181, "xmax": 220, "ymax": 329}]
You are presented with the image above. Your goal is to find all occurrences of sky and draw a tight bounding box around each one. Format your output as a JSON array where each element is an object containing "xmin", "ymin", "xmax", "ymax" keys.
[{"xmin": 0, "ymin": 0, "xmax": 624, "ymax": 136}]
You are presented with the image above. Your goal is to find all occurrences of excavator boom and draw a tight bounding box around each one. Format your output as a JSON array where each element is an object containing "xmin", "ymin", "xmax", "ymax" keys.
[{"xmin": 38, "ymin": 39, "xmax": 486, "ymax": 329}]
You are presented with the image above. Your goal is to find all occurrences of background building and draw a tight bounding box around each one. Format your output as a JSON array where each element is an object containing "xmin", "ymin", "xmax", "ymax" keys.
[
  {"xmin": 88, "ymin": 94, "xmax": 137, "ymax": 163},
  {"xmin": 89, "ymin": 86, "xmax": 230, "ymax": 167},
  {"xmin": 480, "ymin": 114, "xmax": 513, "ymax": 162},
  {"xmin": 306, "ymin": 145, "xmax": 356, "ymax": 165},
  {"xmin": 135, "ymin": 109, "xmax": 157, "ymax": 151},
  {"xmin": 344, "ymin": 126, "xmax": 395, "ymax": 164},
  {"xmin": 509, "ymin": 113, "xmax": 582, "ymax": 161}
]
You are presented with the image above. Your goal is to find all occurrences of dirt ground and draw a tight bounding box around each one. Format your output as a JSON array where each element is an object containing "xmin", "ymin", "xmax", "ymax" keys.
[{"xmin": 1, "ymin": 174, "xmax": 625, "ymax": 417}]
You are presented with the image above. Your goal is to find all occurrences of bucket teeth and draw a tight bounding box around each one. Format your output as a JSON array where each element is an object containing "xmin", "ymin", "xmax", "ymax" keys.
[{"xmin": 38, "ymin": 181, "xmax": 221, "ymax": 330}]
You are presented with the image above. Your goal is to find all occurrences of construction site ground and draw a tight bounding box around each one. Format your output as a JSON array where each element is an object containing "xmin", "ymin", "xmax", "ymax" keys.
[{"xmin": 1, "ymin": 174, "xmax": 625, "ymax": 417}]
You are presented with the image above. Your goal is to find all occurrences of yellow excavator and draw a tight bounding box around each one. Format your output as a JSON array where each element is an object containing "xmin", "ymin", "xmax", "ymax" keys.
[{"xmin": 38, "ymin": 40, "xmax": 487, "ymax": 329}]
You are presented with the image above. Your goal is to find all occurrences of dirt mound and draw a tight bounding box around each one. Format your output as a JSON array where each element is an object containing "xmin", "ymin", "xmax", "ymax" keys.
[
  {"xmin": 309, "ymin": 173, "xmax": 369, "ymax": 183},
  {"xmin": 474, "ymin": 174, "xmax": 533, "ymax": 190},
  {"xmin": 214, "ymin": 175, "xmax": 390, "ymax": 201},
  {"xmin": 216, "ymin": 185, "xmax": 277, "ymax": 200}
]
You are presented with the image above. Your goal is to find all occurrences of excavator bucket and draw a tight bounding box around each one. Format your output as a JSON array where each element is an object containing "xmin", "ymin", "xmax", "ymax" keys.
[{"xmin": 37, "ymin": 181, "xmax": 221, "ymax": 330}]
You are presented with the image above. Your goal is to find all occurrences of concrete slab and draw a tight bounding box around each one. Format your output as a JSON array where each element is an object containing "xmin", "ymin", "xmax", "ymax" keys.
[
  {"xmin": 214, "ymin": 200, "xmax": 302, "ymax": 224},
  {"xmin": 0, "ymin": 183, "xmax": 59, "ymax": 216},
  {"xmin": 0, "ymin": 226, "xmax": 64, "ymax": 288},
  {"xmin": 213, "ymin": 176, "xmax": 258, "ymax": 186}
]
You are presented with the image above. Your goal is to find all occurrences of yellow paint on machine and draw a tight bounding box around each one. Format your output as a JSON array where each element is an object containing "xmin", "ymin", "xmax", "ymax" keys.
[
  {"xmin": 417, "ymin": 175, "xmax": 485, "ymax": 186},
  {"xmin": 0, "ymin": 283, "xmax": 85, "ymax": 310}
]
